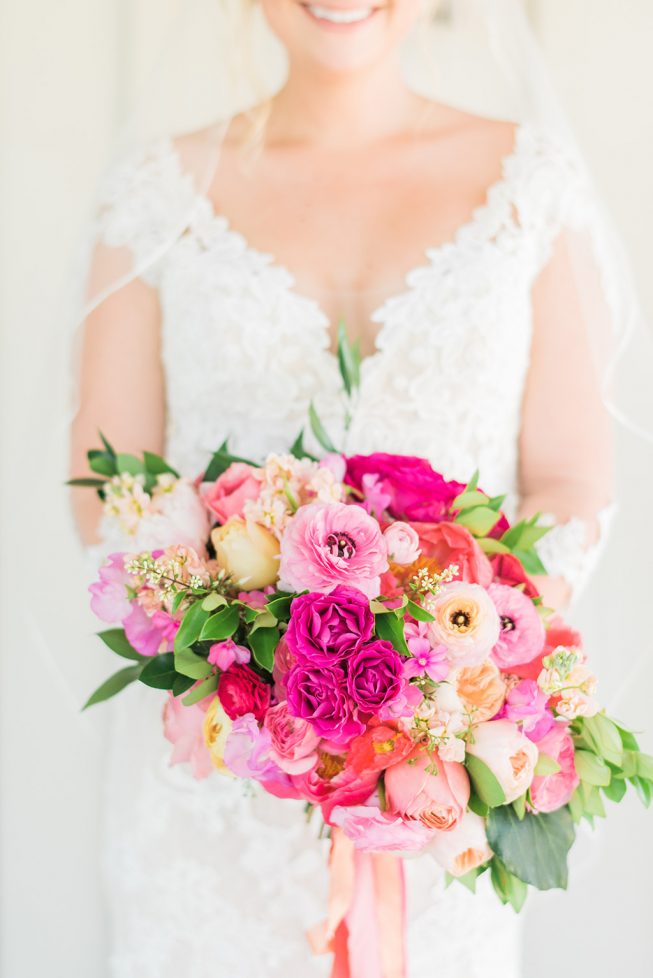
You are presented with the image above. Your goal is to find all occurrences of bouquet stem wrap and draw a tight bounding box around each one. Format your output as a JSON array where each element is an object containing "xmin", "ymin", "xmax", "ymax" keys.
[{"xmin": 308, "ymin": 828, "xmax": 407, "ymax": 978}]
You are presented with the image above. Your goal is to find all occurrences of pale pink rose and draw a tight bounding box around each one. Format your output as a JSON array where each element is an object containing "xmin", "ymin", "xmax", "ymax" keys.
[
  {"xmin": 208, "ymin": 638, "xmax": 251, "ymax": 670},
  {"xmin": 529, "ymin": 722, "xmax": 579, "ymax": 813},
  {"xmin": 385, "ymin": 748, "xmax": 470, "ymax": 831},
  {"xmin": 278, "ymin": 502, "xmax": 389, "ymax": 598},
  {"xmin": 424, "ymin": 582, "xmax": 501, "ymax": 668},
  {"xmin": 466, "ymin": 719, "xmax": 538, "ymax": 803},
  {"xmin": 89, "ymin": 553, "xmax": 132, "ymax": 623},
  {"xmin": 163, "ymin": 691, "xmax": 213, "ymax": 779},
  {"xmin": 135, "ymin": 477, "xmax": 210, "ymax": 555},
  {"xmin": 264, "ymin": 701, "xmax": 321, "ymax": 775},
  {"xmin": 330, "ymin": 804, "xmax": 435, "ymax": 853},
  {"xmin": 383, "ymin": 522, "xmax": 422, "ymax": 565},
  {"xmin": 201, "ymin": 463, "xmax": 262, "ymax": 524},
  {"xmin": 427, "ymin": 811, "xmax": 492, "ymax": 877}
]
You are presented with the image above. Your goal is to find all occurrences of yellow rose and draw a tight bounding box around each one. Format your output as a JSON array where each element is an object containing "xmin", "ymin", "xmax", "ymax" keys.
[
  {"xmin": 211, "ymin": 516, "xmax": 280, "ymax": 590},
  {"xmin": 203, "ymin": 697, "xmax": 235, "ymax": 776}
]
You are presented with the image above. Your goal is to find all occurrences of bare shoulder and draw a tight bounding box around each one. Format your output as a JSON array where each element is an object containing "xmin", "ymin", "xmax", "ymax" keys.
[{"xmin": 417, "ymin": 101, "xmax": 519, "ymax": 156}]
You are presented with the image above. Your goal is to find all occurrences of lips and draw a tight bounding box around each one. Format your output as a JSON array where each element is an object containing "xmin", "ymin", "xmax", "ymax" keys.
[{"xmin": 300, "ymin": 3, "xmax": 382, "ymax": 26}]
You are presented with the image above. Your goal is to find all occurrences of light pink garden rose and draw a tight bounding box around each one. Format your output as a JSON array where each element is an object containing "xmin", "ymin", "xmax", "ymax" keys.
[
  {"xmin": 264, "ymin": 701, "xmax": 321, "ymax": 775},
  {"xmin": 201, "ymin": 462, "xmax": 262, "ymax": 524},
  {"xmin": 383, "ymin": 522, "xmax": 421, "ymax": 565},
  {"xmin": 466, "ymin": 719, "xmax": 538, "ymax": 803},
  {"xmin": 488, "ymin": 583, "xmax": 545, "ymax": 670},
  {"xmin": 89, "ymin": 553, "xmax": 132, "ymax": 623},
  {"xmin": 529, "ymin": 722, "xmax": 579, "ymax": 813},
  {"xmin": 330, "ymin": 804, "xmax": 435, "ymax": 853},
  {"xmin": 427, "ymin": 811, "xmax": 492, "ymax": 877},
  {"xmin": 424, "ymin": 582, "xmax": 501, "ymax": 668},
  {"xmin": 163, "ymin": 691, "xmax": 213, "ymax": 779},
  {"xmin": 385, "ymin": 748, "xmax": 470, "ymax": 831},
  {"xmin": 278, "ymin": 502, "xmax": 389, "ymax": 598}
]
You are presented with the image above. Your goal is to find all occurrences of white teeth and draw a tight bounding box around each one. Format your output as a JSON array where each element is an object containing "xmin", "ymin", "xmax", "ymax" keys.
[{"xmin": 306, "ymin": 5, "xmax": 375, "ymax": 23}]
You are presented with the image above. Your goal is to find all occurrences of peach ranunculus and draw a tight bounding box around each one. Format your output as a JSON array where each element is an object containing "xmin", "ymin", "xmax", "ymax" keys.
[
  {"xmin": 455, "ymin": 659, "xmax": 507, "ymax": 723},
  {"xmin": 428, "ymin": 810, "xmax": 493, "ymax": 877},
  {"xmin": 409, "ymin": 521, "xmax": 493, "ymax": 586},
  {"xmin": 202, "ymin": 697, "xmax": 235, "ymax": 776},
  {"xmin": 466, "ymin": 719, "xmax": 538, "ymax": 803},
  {"xmin": 385, "ymin": 747, "xmax": 470, "ymax": 831},
  {"xmin": 211, "ymin": 516, "xmax": 280, "ymax": 590},
  {"xmin": 424, "ymin": 581, "xmax": 501, "ymax": 668},
  {"xmin": 201, "ymin": 462, "xmax": 262, "ymax": 524}
]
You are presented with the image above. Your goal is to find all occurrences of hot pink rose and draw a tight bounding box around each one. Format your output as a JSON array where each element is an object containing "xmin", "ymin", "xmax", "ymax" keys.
[
  {"xmin": 285, "ymin": 586, "xmax": 374, "ymax": 665},
  {"xmin": 89, "ymin": 553, "xmax": 132, "ymax": 623},
  {"xmin": 488, "ymin": 583, "xmax": 545, "ymax": 670},
  {"xmin": 163, "ymin": 691, "xmax": 213, "ymax": 779},
  {"xmin": 201, "ymin": 462, "xmax": 262, "ymax": 524},
  {"xmin": 345, "ymin": 454, "xmax": 465, "ymax": 523},
  {"xmin": 286, "ymin": 661, "xmax": 364, "ymax": 746},
  {"xmin": 278, "ymin": 502, "xmax": 388, "ymax": 598},
  {"xmin": 218, "ymin": 664, "xmax": 271, "ymax": 723},
  {"xmin": 264, "ymin": 701, "xmax": 320, "ymax": 774},
  {"xmin": 330, "ymin": 804, "xmax": 435, "ymax": 852},
  {"xmin": 385, "ymin": 748, "xmax": 470, "ymax": 831},
  {"xmin": 411, "ymin": 522, "xmax": 493, "ymax": 587},
  {"xmin": 529, "ymin": 722, "xmax": 579, "ymax": 813}
]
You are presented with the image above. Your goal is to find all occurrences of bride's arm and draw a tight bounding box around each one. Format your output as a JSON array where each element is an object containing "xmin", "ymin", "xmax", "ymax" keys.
[
  {"xmin": 70, "ymin": 277, "xmax": 165, "ymax": 545},
  {"xmin": 517, "ymin": 228, "xmax": 614, "ymax": 610}
]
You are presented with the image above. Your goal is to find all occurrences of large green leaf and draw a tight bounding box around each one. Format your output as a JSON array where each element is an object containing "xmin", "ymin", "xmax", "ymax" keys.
[
  {"xmin": 139, "ymin": 653, "xmax": 177, "ymax": 690},
  {"xmin": 249, "ymin": 625, "xmax": 280, "ymax": 672},
  {"xmin": 465, "ymin": 755, "xmax": 506, "ymax": 809},
  {"xmin": 487, "ymin": 806, "xmax": 575, "ymax": 890},
  {"xmin": 88, "ymin": 449, "xmax": 117, "ymax": 477},
  {"xmin": 199, "ymin": 605, "xmax": 240, "ymax": 642},
  {"xmin": 374, "ymin": 611, "xmax": 410, "ymax": 656},
  {"xmin": 405, "ymin": 599, "xmax": 434, "ymax": 623},
  {"xmin": 204, "ymin": 447, "xmax": 256, "ymax": 483},
  {"xmin": 97, "ymin": 628, "xmax": 144, "ymax": 661},
  {"xmin": 456, "ymin": 506, "xmax": 501, "ymax": 537},
  {"xmin": 174, "ymin": 602, "xmax": 211, "ymax": 651},
  {"xmin": 182, "ymin": 673, "xmax": 218, "ymax": 706},
  {"xmin": 308, "ymin": 402, "xmax": 338, "ymax": 454},
  {"xmin": 83, "ymin": 664, "xmax": 142, "ymax": 709},
  {"xmin": 174, "ymin": 647, "xmax": 213, "ymax": 680},
  {"xmin": 116, "ymin": 453, "xmax": 145, "ymax": 475},
  {"xmin": 575, "ymin": 750, "xmax": 612, "ymax": 787},
  {"xmin": 581, "ymin": 714, "xmax": 624, "ymax": 766}
]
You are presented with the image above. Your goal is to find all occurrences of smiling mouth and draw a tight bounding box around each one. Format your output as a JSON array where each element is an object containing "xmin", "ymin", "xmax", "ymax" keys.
[{"xmin": 300, "ymin": 3, "xmax": 382, "ymax": 26}]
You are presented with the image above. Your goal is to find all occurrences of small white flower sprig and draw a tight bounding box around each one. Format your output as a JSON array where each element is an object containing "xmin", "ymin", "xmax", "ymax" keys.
[
  {"xmin": 408, "ymin": 564, "xmax": 460, "ymax": 598},
  {"xmin": 124, "ymin": 550, "xmax": 232, "ymax": 615}
]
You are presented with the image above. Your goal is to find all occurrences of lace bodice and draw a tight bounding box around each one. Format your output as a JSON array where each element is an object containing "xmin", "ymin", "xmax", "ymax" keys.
[{"xmin": 95, "ymin": 125, "xmax": 606, "ymax": 978}]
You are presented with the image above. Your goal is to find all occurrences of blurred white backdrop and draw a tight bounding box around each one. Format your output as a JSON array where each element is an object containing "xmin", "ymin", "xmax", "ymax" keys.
[{"xmin": 1, "ymin": 1, "xmax": 652, "ymax": 976}]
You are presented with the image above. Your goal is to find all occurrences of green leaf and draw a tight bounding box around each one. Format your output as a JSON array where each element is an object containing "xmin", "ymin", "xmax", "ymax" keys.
[
  {"xmin": 199, "ymin": 605, "xmax": 240, "ymax": 642},
  {"xmin": 97, "ymin": 628, "xmax": 144, "ymax": 661},
  {"xmin": 172, "ymin": 674, "xmax": 195, "ymax": 697},
  {"xmin": 405, "ymin": 599, "xmax": 435, "ymax": 623},
  {"xmin": 182, "ymin": 673, "xmax": 219, "ymax": 706},
  {"xmin": 308, "ymin": 402, "xmax": 338, "ymax": 454},
  {"xmin": 83, "ymin": 664, "xmax": 142, "ymax": 709},
  {"xmin": 602, "ymin": 776, "xmax": 627, "ymax": 804},
  {"xmin": 374, "ymin": 611, "xmax": 410, "ymax": 656},
  {"xmin": 88, "ymin": 450, "xmax": 117, "ymax": 477},
  {"xmin": 490, "ymin": 859, "xmax": 528, "ymax": 912},
  {"xmin": 201, "ymin": 592, "xmax": 227, "ymax": 612},
  {"xmin": 512, "ymin": 794, "xmax": 527, "ymax": 821},
  {"xmin": 575, "ymin": 750, "xmax": 612, "ymax": 787},
  {"xmin": 636, "ymin": 752, "xmax": 653, "ymax": 782},
  {"xmin": 143, "ymin": 451, "xmax": 180, "ymax": 478},
  {"xmin": 170, "ymin": 590, "xmax": 187, "ymax": 615},
  {"xmin": 249, "ymin": 625, "xmax": 280, "ymax": 672},
  {"xmin": 67, "ymin": 477, "xmax": 108, "ymax": 488},
  {"xmin": 468, "ymin": 792, "xmax": 490, "ymax": 818},
  {"xmin": 452, "ymin": 489, "xmax": 490, "ymax": 511},
  {"xmin": 487, "ymin": 806, "xmax": 575, "ymax": 890},
  {"xmin": 451, "ymin": 866, "xmax": 482, "ymax": 894},
  {"xmin": 580, "ymin": 782, "xmax": 607, "ymax": 818},
  {"xmin": 203, "ymin": 448, "xmax": 256, "ymax": 483},
  {"xmin": 265, "ymin": 593, "xmax": 294, "ymax": 621},
  {"xmin": 568, "ymin": 786, "xmax": 584, "ymax": 823},
  {"xmin": 249, "ymin": 608, "xmax": 278, "ymax": 632},
  {"xmin": 581, "ymin": 714, "xmax": 624, "ymax": 766},
  {"xmin": 98, "ymin": 431, "xmax": 117, "ymax": 457},
  {"xmin": 455, "ymin": 506, "xmax": 501, "ymax": 537},
  {"xmin": 289, "ymin": 428, "xmax": 318, "ymax": 462},
  {"xmin": 115, "ymin": 453, "xmax": 145, "ymax": 475},
  {"xmin": 616, "ymin": 723, "xmax": 641, "ymax": 752},
  {"xmin": 534, "ymin": 753, "xmax": 562, "ymax": 777},
  {"xmin": 632, "ymin": 775, "xmax": 653, "ymax": 808},
  {"xmin": 337, "ymin": 321, "xmax": 361, "ymax": 397},
  {"xmin": 174, "ymin": 647, "xmax": 213, "ymax": 680},
  {"xmin": 139, "ymin": 653, "xmax": 177, "ymax": 690},
  {"xmin": 174, "ymin": 602, "xmax": 211, "ymax": 651},
  {"xmin": 478, "ymin": 537, "xmax": 511, "ymax": 555},
  {"xmin": 465, "ymin": 754, "xmax": 506, "ymax": 808},
  {"xmin": 513, "ymin": 548, "xmax": 548, "ymax": 576}
]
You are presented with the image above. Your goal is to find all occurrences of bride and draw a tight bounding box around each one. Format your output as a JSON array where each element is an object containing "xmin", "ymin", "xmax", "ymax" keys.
[{"xmin": 69, "ymin": 0, "xmax": 618, "ymax": 974}]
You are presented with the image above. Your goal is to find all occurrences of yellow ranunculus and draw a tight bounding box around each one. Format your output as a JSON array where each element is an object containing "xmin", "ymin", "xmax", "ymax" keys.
[
  {"xmin": 203, "ymin": 697, "xmax": 235, "ymax": 776},
  {"xmin": 211, "ymin": 516, "xmax": 280, "ymax": 590}
]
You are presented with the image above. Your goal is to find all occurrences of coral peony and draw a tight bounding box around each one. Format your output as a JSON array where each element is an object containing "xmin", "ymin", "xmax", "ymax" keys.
[
  {"xmin": 385, "ymin": 748, "xmax": 470, "ymax": 831},
  {"xmin": 411, "ymin": 522, "xmax": 493, "ymax": 587}
]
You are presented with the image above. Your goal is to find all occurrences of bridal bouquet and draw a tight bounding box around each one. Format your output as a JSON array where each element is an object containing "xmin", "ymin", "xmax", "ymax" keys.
[{"xmin": 77, "ymin": 432, "xmax": 652, "ymax": 912}]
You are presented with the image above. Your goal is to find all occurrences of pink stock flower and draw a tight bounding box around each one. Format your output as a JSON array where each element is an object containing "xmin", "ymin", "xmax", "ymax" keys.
[
  {"xmin": 385, "ymin": 748, "xmax": 470, "ymax": 831},
  {"xmin": 503, "ymin": 679, "xmax": 555, "ymax": 740},
  {"xmin": 360, "ymin": 473, "xmax": 393, "ymax": 520},
  {"xmin": 163, "ymin": 691, "xmax": 213, "ymax": 779},
  {"xmin": 124, "ymin": 605, "xmax": 179, "ymax": 657},
  {"xmin": 285, "ymin": 586, "xmax": 374, "ymax": 665},
  {"xmin": 286, "ymin": 661, "xmax": 364, "ymax": 746},
  {"xmin": 410, "ymin": 522, "xmax": 493, "ymax": 587},
  {"xmin": 383, "ymin": 522, "xmax": 421, "ymax": 565},
  {"xmin": 264, "ymin": 701, "xmax": 320, "ymax": 775},
  {"xmin": 404, "ymin": 621, "xmax": 450, "ymax": 682},
  {"xmin": 278, "ymin": 502, "xmax": 388, "ymax": 599},
  {"xmin": 201, "ymin": 462, "xmax": 262, "ymax": 524},
  {"xmin": 488, "ymin": 583, "xmax": 545, "ymax": 670},
  {"xmin": 330, "ymin": 804, "xmax": 435, "ymax": 853},
  {"xmin": 218, "ymin": 664, "xmax": 271, "ymax": 723},
  {"xmin": 208, "ymin": 638, "xmax": 251, "ymax": 670},
  {"xmin": 529, "ymin": 722, "xmax": 579, "ymax": 813},
  {"xmin": 89, "ymin": 553, "xmax": 132, "ymax": 623},
  {"xmin": 345, "ymin": 454, "xmax": 465, "ymax": 524}
]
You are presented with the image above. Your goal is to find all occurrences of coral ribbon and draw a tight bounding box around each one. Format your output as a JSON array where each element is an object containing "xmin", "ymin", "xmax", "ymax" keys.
[{"xmin": 307, "ymin": 829, "xmax": 406, "ymax": 978}]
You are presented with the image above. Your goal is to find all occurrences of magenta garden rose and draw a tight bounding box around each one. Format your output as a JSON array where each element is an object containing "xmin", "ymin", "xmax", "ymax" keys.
[
  {"xmin": 285, "ymin": 661, "xmax": 365, "ymax": 745},
  {"xmin": 278, "ymin": 501, "xmax": 388, "ymax": 598},
  {"xmin": 346, "ymin": 640, "xmax": 404, "ymax": 713},
  {"xmin": 345, "ymin": 453, "xmax": 466, "ymax": 523},
  {"xmin": 285, "ymin": 586, "xmax": 375, "ymax": 664}
]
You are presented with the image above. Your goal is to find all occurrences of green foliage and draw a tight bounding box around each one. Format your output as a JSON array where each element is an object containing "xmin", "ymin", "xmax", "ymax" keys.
[
  {"xmin": 374, "ymin": 609, "xmax": 410, "ymax": 656},
  {"xmin": 405, "ymin": 599, "xmax": 434, "ymax": 622},
  {"xmin": 83, "ymin": 664, "xmax": 142, "ymax": 709},
  {"xmin": 490, "ymin": 858, "xmax": 529, "ymax": 912},
  {"xmin": 204, "ymin": 440, "xmax": 257, "ymax": 482},
  {"xmin": 174, "ymin": 647, "xmax": 213, "ymax": 681},
  {"xmin": 289, "ymin": 429, "xmax": 318, "ymax": 462},
  {"xmin": 337, "ymin": 321, "xmax": 361, "ymax": 397},
  {"xmin": 174, "ymin": 602, "xmax": 211, "ymax": 651},
  {"xmin": 249, "ymin": 625, "xmax": 280, "ymax": 672},
  {"xmin": 139, "ymin": 653, "xmax": 177, "ymax": 690},
  {"xmin": 199, "ymin": 605, "xmax": 240, "ymax": 642},
  {"xmin": 465, "ymin": 755, "xmax": 506, "ymax": 809},
  {"xmin": 182, "ymin": 673, "xmax": 219, "ymax": 705},
  {"xmin": 97, "ymin": 628, "xmax": 144, "ymax": 661},
  {"xmin": 534, "ymin": 753, "xmax": 561, "ymax": 777},
  {"xmin": 308, "ymin": 402, "xmax": 338, "ymax": 454},
  {"xmin": 487, "ymin": 806, "xmax": 575, "ymax": 890}
]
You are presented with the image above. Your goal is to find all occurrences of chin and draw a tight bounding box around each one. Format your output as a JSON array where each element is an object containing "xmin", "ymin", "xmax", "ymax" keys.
[{"xmin": 261, "ymin": 0, "xmax": 421, "ymax": 75}]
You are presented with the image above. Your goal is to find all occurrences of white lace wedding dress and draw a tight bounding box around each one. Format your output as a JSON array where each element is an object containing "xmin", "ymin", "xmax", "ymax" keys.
[{"xmin": 96, "ymin": 124, "xmax": 607, "ymax": 978}]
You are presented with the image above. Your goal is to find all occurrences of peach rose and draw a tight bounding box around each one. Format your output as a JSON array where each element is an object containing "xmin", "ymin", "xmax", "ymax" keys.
[
  {"xmin": 428, "ymin": 811, "xmax": 493, "ymax": 877},
  {"xmin": 466, "ymin": 719, "xmax": 538, "ymax": 803},
  {"xmin": 385, "ymin": 748, "xmax": 470, "ymax": 831},
  {"xmin": 211, "ymin": 516, "xmax": 280, "ymax": 590},
  {"xmin": 201, "ymin": 462, "xmax": 262, "ymax": 524},
  {"xmin": 455, "ymin": 659, "xmax": 506, "ymax": 723}
]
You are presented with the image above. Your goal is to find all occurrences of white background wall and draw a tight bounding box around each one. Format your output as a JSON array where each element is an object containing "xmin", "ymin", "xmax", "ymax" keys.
[{"xmin": 1, "ymin": 2, "xmax": 652, "ymax": 976}]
